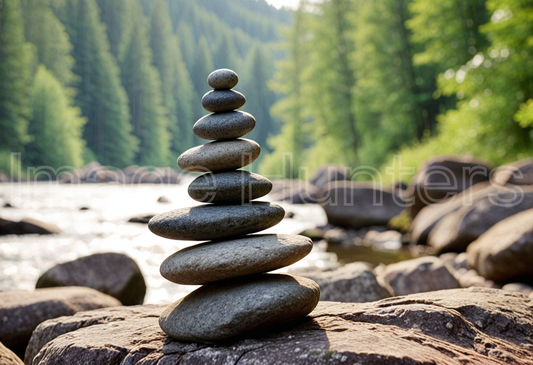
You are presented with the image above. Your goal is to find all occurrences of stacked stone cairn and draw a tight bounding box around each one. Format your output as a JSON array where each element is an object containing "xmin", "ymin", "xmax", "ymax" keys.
[{"xmin": 148, "ymin": 69, "xmax": 320, "ymax": 342}]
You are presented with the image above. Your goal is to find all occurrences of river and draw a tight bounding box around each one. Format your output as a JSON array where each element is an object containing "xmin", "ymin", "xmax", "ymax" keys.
[{"xmin": 0, "ymin": 181, "xmax": 337, "ymax": 304}]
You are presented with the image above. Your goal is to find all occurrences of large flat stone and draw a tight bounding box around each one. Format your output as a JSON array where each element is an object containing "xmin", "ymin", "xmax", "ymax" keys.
[
  {"xmin": 188, "ymin": 170, "xmax": 272, "ymax": 204},
  {"xmin": 161, "ymin": 234, "xmax": 312, "ymax": 284},
  {"xmin": 193, "ymin": 111, "xmax": 255, "ymax": 140},
  {"xmin": 160, "ymin": 274, "xmax": 320, "ymax": 342},
  {"xmin": 27, "ymin": 288, "xmax": 533, "ymax": 365},
  {"xmin": 0, "ymin": 287, "xmax": 120, "ymax": 358},
  {"xmin": 148, "ymin": 202, "xmax": 285, "ymax": 241},
  {"xmin": 177, "ymin": 138, "xmax": 260, "ymax": 173}
]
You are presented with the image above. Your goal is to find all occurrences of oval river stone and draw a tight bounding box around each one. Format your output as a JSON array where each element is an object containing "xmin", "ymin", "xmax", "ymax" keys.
[
  {"xmin": 188, "ymin": 171, "xmax": 272, "ymax": 204},
  {"xmin": 207, "ymin": 68, "xmax": 239, "ymax": 90},
  {"xmin": 160, "ymin": 234, "xmax": 313, "ymax": 285},
  {"xmin": 202, "ymin": 90, "xmax": 246, "ymax": 113},
  {"xmin": 177, "ymin": 138, "xmax": 260, "ymax": 173},
  {"xmin": 193, "ymin": 111, "xmax": 256, "ymax": 140},
  {"xmin": 159, "ymin": 273, "xmax": 320, "ymax": 342},
  {"xmin": 148, "ymin": 202, "xmax": 285, "ymax": 241}
]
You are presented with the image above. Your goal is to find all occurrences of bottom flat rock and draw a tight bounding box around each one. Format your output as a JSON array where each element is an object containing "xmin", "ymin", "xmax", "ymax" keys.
[{"xmin": 27, "ymin": 288, "xmax": 533, "ymax": 365}]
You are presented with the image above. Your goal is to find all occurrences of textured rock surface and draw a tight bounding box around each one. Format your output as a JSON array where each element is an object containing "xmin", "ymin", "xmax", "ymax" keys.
[
  {"xmin": 201, "ymin": 90, "xmax": 245, "ymax": 112},
  {"xmin": 188, "ymin": 170, "xmax": 272, "ymax": 204},
  {"xmin": 293, "ymin": 262, "xmax": 392, "ymax": 302},
  {"xmin": 0, "ymin": 342, "xmax": 23, "ymax": 365},
  {"xmin": 0, "ymin": 217, "xmax": 61, "ymax": 236},
  {"xmin": 406, "ymin": 155, "xmax": 493, "ymax": 218},
  {"xmin": 428, "ymin": 187, "xmax": 533, "ymax": 253},
  {"xmin": 319, "ymin": 181, "xmax": 404, "ymax": 228},
  {"xmin": 160, "ymin": 274, "xmax": 320, "ymax": 342},
  {"xmin": 28, "ymin": 288, "xmax": 533, "ymax": 365},
  {"xmin": 148, "ymin": 202, "xmax": 285, "ymax": 241},
  {"xmin": 161, "ymin": 234, "xmax": 312, "ymax": 285},
  {"xmin": 377, "ymin": 256, "xmax": 460, "ymax": 296},
  {"xmin": 193, "ymin": 111, "xmax": 255, "ymax": 140},
  {"xmin": 35, "ymin": 253, "xmax": 146, "ymax": 305},
  {"xmin": 207, "ymin": 68, "xmax": 238, "ymax": 89},
  {"xmin": 467, "ymin": 209, "xmax": 533, "ymax": 282},
  {"xmin": 0, "ymin": 287, "xmax": 120, "ymax": 358},
  {"xmin": 494, "ymin": 158, "xmax": 533, "ymax": 186},
  {"xmin": 177, "ymin": 138, "xmax": 260, "ymax": 172}
]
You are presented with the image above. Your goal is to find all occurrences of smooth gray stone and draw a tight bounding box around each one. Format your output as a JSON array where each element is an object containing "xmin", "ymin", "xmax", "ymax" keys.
[
  {"xmin": 159, "ymin": 274, "xmax": 320, "ymax": 342},
  {"xmin": 207, "ymin": 69, "xmax": 238, "ymax": 90},
  {"xmin": 160, "ymin": 234, "xmax": 313, "ymax": 285},
  {"xmin": 193, "ymin": 111, "xmax": 256, "ymax": 140},
  {"xmin": 188, "ymin": 171, "xmax": 272, "ymax": 204},
  {"xmin": 148, "ymin": 202, "xmax": 285, "ymax": 241},
  {"xmin": 202, "ymin": 90, "xmax": 245, "ymax": 113},
  {"xmin": 177, "ymin": 138, "xmax": 260, "ymax": 173}
]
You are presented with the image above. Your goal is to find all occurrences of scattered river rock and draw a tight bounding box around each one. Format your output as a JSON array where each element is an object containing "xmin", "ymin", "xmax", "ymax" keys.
[
  {"xmin": 0, "ymin": 342, "xmax": 23, "ymax": 365},
  {"xmin": 0, "ymin": 217, "xmax": 61, "ymax": 236},
  {"xmin": 26, "ymin": 288, "xmax": 533, "ymax": 365},
  {"xmin": 292, "ymin": 262, "xmax": 392, "ymax": 302},
  {"xmin": 35, "ymin": 253, "xmax": 146, "ymax": 305},
  {"xmin": 377, "ymin": 256, "xmax": 460, "ymax": 296}
]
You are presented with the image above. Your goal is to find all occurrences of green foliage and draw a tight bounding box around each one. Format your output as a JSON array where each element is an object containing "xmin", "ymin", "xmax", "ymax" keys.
[
  {"xmin": 94, "ymin": 0, "xmax": 131, "ymax": 58},
  {"xmin": 21, "ymin": 0, "xmax": 75, "ymax": 86},
  {"xmin": 119, "ymin": 0, "xmax": 170, "ymax": 166},
  {"xmin": 26, "ymin": 66, "xmax": 85, "ymax": 168},
  {"xmin": 63, "ymin": 0, "xmax": 137, "ymax": 167},
  {"xmin": 408, "ymin": 0, "xmax": 489, "ymax": 70},
  {"xmin": 389, "ymin": 0, "xmax": 533, "ymax": 179},
  {"xmin": 0, "ymin": 0, "xmax": 32, "ymax": 157}
]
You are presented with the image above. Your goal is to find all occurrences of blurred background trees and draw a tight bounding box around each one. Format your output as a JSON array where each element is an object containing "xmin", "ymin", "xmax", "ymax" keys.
[{"xmin": 0, "ymin": 0, "xmax": 531, "ymax": 179}]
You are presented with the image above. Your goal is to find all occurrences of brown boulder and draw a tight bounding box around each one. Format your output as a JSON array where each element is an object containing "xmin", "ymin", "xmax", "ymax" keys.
[
  {"xmin": 0, "ymin": 342, "xmax": 23, "ymax": 365},
  {"xmin": 36, "ymin": 253, "xmax": 146, "ymax": 305},
  {"xmin": 494, "ymin": 158, "xmax": 533, "ymax": 186},
  {"xmin": 409, "ymin": 182, "xmax": 496, "ymax": 245},
  {"xmin": 406, "ymin": 155, "xmax": 493, "ymax": 218},
  {"xmin": 428, "ymin": 186, "xmax": 533, "ymax": 253},
  {"xmin": 319, "ymin": 181, "xmax": 405, "ymax": 228},
  {"xmin": 27, "ymin": 288, "xmax": 533, "ymax": 365},
  {"xmin": 0, "ymin": 287, "xmax": 120, "ymax": 358},
  {"xmin": 309, "ymin": 164, "xmax": 350, "ymax": 190},
  {"xmin": 467, "ymin": 209, "xmax": 533, "ymax": 282}
]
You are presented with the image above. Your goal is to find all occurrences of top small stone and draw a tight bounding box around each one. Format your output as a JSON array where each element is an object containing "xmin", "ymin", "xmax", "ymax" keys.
[{"xmin": 208, "ymin": 69, "xmax": 238, "ymax": 90}]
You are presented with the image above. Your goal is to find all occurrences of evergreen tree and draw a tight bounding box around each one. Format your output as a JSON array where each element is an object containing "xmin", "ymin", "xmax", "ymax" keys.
[
  {"xmin": 21, "ymin": 0, "xmax": 75, "ymax": 86},
  {"xmin": 94, "ymin": 0, "xmax": 131, "ymax": 58},
  {"xmin": 302, "ymin": 0, "xmax": 359, "ymax": 169},
  {"xmin": 120, "ymin": 0, "xmax": 170, "ymax": 166},
  {"xmin": 149, "ymin": 0, "xmax": 195, "ymax": 156},
  {"xmin": 213, "ymin": 29, "xmax": 239, "ymax": 70},
  {"xmin": 0, "ymin": 0, "xmax": 31, "ymax": 156},
  {"xmin": 259, "ymin": 5, "xmax": 310, "ymax": 178},
  {"xmin": 241, "ymin": 43, "xmax": 277, "ymax": 153},
  {"xmin": 63, "ymin": 0, "xmax": 137, "ymax": 167},
  {"xmin": 26, "ymin": 66, "xmax": 85, "ymax": 168},
  {"xmin": 191, "ymin": 36, "xmax": 215, "ymax": 122}
]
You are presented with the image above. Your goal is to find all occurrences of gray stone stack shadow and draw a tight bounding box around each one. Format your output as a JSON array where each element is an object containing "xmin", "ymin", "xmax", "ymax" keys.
[{"xmin": 148, "ymin": 69, "xmax": 320, "ymax": 342}]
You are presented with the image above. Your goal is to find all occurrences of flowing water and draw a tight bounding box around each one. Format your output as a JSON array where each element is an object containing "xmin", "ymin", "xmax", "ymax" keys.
[{"xmin": 0, "ymin": 181, "xmax": 337, "ymax": 304}]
